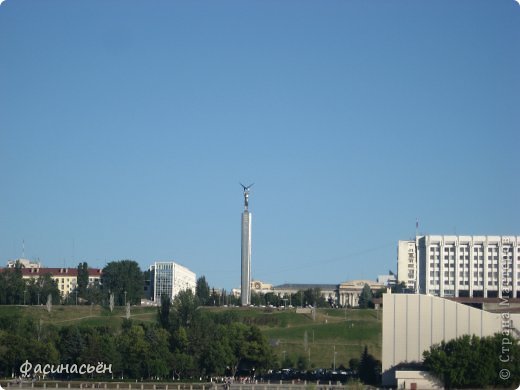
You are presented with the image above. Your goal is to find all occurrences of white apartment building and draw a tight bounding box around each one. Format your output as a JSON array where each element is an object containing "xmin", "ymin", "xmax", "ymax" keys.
[
  {"xmin": 150, "ymin": 261, "xmax": 196, "ymax": 303},
  {"xmin": 398, "ymin": 235, "xmax": 520, "ymax": 298}
]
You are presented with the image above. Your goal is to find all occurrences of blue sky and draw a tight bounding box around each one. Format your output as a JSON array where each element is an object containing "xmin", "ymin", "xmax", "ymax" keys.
[{"xmin": 1, "ymin": 0, "xmax": 519, "ymax": 290}]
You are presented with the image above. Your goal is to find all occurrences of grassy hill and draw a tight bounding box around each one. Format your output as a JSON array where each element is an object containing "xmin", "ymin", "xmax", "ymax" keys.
[
  {"xmin": 212, "ymin": 307, "xmax": 381, "ymax": 369},
  {"xmin": 0, "ymin": 305, "xmax": 381, "ymax": 369}
]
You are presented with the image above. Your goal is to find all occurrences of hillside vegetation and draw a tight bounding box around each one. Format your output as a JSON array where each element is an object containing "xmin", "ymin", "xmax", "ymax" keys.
[{"xmin": 0, "ymin": 305, "xmax": 381, "ymax": 369}]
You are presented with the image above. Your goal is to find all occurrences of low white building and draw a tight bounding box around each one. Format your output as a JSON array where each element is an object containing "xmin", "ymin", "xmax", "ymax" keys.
[
  {"xmin": 150, "ymin": 261, "xmax": 196, "ymax": 303},
  {"xmin": 395, "ymin": 370, "xmax": 443, "ymax": 390}
]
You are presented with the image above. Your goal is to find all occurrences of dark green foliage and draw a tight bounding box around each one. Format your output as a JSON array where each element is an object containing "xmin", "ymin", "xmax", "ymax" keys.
[
  {"xmin": 423, "ymin": 333, "xmax": 520, "ymax": 388},
  {"xmin": 358, "ymin": 346, "xmax": 380, "ymax": 386},
  {"xmin": 358, "ymin": 284, "xmax": 373, "ymax": 308},
  {"xmin": 349, "ymin": 357, "xmax": 360, "ymax": 371},
  {"xmin": 195, "ymin": 276, "xmax": 210, "ymax": 306},
  {"xmin": 0, "ymin": 267, "xmax": 25, "ymax": 304},
  {"xmin": 101, "ymin": 260, "xmax": 144, "ymax": 305},
  {"xmin": 77, "ymin": 262, "xmax": 89, "ymax": 299},
  {"xmin": 0, "ymin": 304, "xmax": 274, "ymax": 380},
  {"xmin": 158, "ymin": 294, "xmax": 171, "ymax": 329},
  {"xmin": 173, "ymin": 289, "xmax": 199, "ymax": 327},
  {"xmin": 391, "ymin": 281, "xmax": 408, "ymax": 293}
]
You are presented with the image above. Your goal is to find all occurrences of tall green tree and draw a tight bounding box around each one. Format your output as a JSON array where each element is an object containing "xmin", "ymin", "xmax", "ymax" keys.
[
  {"xmin": 144, "ymin": 326, "xmax": 173, "ymax": 379},
  {"xmin": 101, "ymin": 260, "xmax": 144, "ymax": 305},
  {"xmin": 303, "ymin": 288, "xmax": 326, "ymax": 307},
  {"xmin": 358, "ymin": 284, "xmax": 374, "ymax": 308},
  {"xmin": 158, "ymin": 294, "xmax": 171, "ymax": 329},
  {"xmin": 173, "ymin": 289, "xmax": 199, "ymax": 327},
  {"xmin": 195, "ymin": 276, "xmax": 210, "ymax": 306},
  {"xmin": 77, "ymin": 262, "xmax": 89, "ymax": 299},
  {"xmin": 358, "ymin": 346, "xmax": 380, "ymax": 386},
  {"xmin": 1, "ymin": 267, "xmax": 25, "ymax": 304}
]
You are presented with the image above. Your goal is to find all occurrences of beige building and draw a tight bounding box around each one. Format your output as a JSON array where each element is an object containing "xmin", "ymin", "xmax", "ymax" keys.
[
  {"xmin": 233, "ymin": 279, "xmax": 384, "ymax": 307},
  {"xmin": 382, "ymin": 292, "xmax": 520, "ymax": 386},
  {"xmin": 337, "ymin": 279, "xmax": 385, "ymax": 307},
  {"xmin": 21, "ymin": 267, "xmax": 102, "ymax": 296}
]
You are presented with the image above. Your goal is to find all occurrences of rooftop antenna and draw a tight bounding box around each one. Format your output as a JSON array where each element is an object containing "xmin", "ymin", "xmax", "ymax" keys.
[
  {"xmin": 415, "ymin": 218, "xmax": 419, "ymax": 238},
  {"xmin": 22, "ymin": 239, "xmax": 25, "ymax": 259}
]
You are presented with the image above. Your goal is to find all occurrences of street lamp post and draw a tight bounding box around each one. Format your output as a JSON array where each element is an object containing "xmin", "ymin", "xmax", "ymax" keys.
[{"xmin": 124, "ymin": 290, "xmax": 127, "ymax": 306}]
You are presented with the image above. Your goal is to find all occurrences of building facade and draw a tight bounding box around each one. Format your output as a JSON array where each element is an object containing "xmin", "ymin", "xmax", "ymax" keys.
[
  {"xmin": 398, "ymin": 235, "xmax": 520, "ymax": 298},
  {"xmin": 337, "ymin": 280, "xmax": 385, "ymax": 307},
  {"xmin": 20, "ymin": 267, "xmax": 102, "ymax": 296},
  {"xmin": 150, "ymin": 261, "xmax": 196, "ymax": 303},
  {"xmin": 232, "ymin": 280, "xmax": 384, "ymax": 308}
]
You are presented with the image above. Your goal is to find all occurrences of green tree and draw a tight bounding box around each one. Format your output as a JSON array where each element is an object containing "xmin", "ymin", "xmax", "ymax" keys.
[
  {"xmin": 423, "ymin": 333, "xmax": 520, "ymax": 388},
  {"xmin": 25, "ymin": 273, "xmax": 60, "ymax": 305},
  {"xmin": 2, "ymin": 267, "xmax": 25, "ymax": 304},
  {"xmin": 117, "ymin": 324, "xmax": 149, "ymax": 379},
  {"xmin": 296, "ymin": 355, "xmax": 308, "ymax": 371},
  {"xmin": 358, "ymin": 346, "xmax": 380, "ymax": 386},
  {"xmin": 358, "ymin": 284, "xmax": 373, "ymax": 308},
  {"xmin": 158, "ymin": 294, "xmax": 171, "ymax": 329},
  {"xmin": 85, "ymin": 280, "xmax": 103, "ymax": 305},
  {"xmin": 144, "ymin": 326, "xmax": 173, "ymax": 379},
  {"xmin": 349, "ymin": 357, "xmax": 360, "ymax": 372},
  {"xmin": 171, "ymin": 327, "xmax": 195, "ymax": 380},
  {"xmin": 77, "ymin": 262, "xmax": 89, "ymax": 299},
  {"xmin": 58, "ymin": 326, "xmax": 84, "ymax": 365},
  {"xmin": 173, "ymin": 289, "xmax": 199, "ymax": 328},
  {"xmin": 303, "ymin": 288, "xmax": 326, "ymax": 307},
  {"xmin": 391, "ymin": 281, "xmax": 407, "ymax": 293},
  {"xmin": 101, "ymin": 260, "xmax": 144, "ymax": 306},
  {"xmin": 195, "ymin": 276, "xmax": 210, "ymax": 306}
]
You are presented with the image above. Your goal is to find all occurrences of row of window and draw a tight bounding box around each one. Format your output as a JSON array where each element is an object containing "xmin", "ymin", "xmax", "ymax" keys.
[
  {"xmin": 429, "ymin": 255, "xmax": 519, "ymax": 260},
  {"xmin": 429, "ymin": 280, "xmax": 520, "ymax": 286}
]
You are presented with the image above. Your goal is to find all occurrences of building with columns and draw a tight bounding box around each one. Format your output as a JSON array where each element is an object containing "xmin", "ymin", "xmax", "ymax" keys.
[
  {"xmin": 232, "ymin": 279, "xmax": 384, "ymax": 307},
  {"xmin": 337, "ymin": 280, "xmax": 385, "ymax": 307},
  {"xmin": 398, "ymin": 235, "xmax": 520, "ymax": 298}
]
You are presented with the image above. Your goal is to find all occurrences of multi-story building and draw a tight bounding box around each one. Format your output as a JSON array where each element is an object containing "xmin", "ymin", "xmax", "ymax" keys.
[
  {"xmin": 398, "ymin": 235, "xmax": 520, "ymax": 298},
  {"xmin": 20, "ymin": 267, "xmax": 102, "ymax": 296},
  {"xmin": 150, "ymin": 261, "xmax": 196, "ymax": 303}
]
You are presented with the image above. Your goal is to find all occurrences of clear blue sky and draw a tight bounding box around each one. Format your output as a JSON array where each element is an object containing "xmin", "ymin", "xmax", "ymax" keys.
[{"xmin": 1, "ymin": 0, "xmax": 519, "ymax": 290}]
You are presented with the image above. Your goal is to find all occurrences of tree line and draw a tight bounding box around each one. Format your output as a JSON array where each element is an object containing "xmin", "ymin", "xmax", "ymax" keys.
[{"xmin": 0, "ymin": 290, "xmax": 273, "ymax": 381}]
